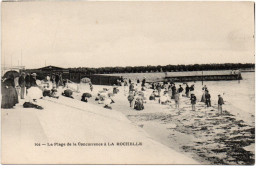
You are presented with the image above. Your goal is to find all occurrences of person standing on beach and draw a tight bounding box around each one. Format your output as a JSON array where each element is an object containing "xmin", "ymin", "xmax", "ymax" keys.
[
  {"xmin": 178, "ymin": 85, "xmax": 183, "ymax": 97},
  {"xmin": 55, "ymin": 73, "xmax": 60, "ymax": 87},
  {"xmin": 89, "ymin": 82, "xmax": 93, "ymax": 92},
  {"xmin": 123, "ymin": 79, "xmax": 128, "ymax": 95},
  {"xmin": 59, "ymin": 73, "xmax": 63, "ymax": 86},
  {"xmin": 129, "ymin": 83, "xmax": 134, "ymax": 93},
  {"xmin": 174, "ymin": 92, "xmax": 180, "ymax": 109},
  {"xmin": 25, "ymin": 73, "xmax": 31, "ymax": 94},
  {"xmin": 141, "ymin": 77, "xmax": 146, "ymax": 87},
  {"xmin": 185, "ymin": 84, "xmax": 190, "ymax": 97},
  {"xmin": 151, "ymin": 83, "xmax": 155, "ymax": 90},
  {"xmin": 51, "ymin": 74, "xmax": 56, "ymax": 85},
  {"xmin": 201, "ymin": 85, "xmax": 208, "ymax": 103},
  {"xmin": 1, "ymin": 74, "xmax": 19, "ymax": 109},
  {"xmin": 18, "ymin": 72, "xmax": 26, "ymax": 99},
  {"xmin": 190, "ymin": 84, "xmax": 195, "ymax": 95},
  {"xmin": 124, "ymin": 79, "xmax": 128, "ymax": 87},
  {"xmin": 30, "ymin": 73, "xmax": 37, "ymax": 87},
  {"xmin": 218, "ymin": 94, "xmax": 224, "ymax": 113},
  {"xmin": 157, "ymin": 83, "xmax": 162, "ymax": 96},
  {"xmin": 171, "ymin": 84, "xmax": 176, "ymax": 99},
  {"xmin": 128, "ymin": 91, "xmax": 135, "ymax": 107},
  {"xmin": 190, "ymin": 94, "xmax": 197, "ymax": 111},
  {"xmin": 205, "ymin": 90, "xmax": 211, "ymax": 107}
]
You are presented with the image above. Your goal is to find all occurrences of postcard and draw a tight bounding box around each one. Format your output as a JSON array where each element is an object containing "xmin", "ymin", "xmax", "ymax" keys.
[{"xmin": 1, "ymin": 1, "xmax": 255, "ymax": 164}]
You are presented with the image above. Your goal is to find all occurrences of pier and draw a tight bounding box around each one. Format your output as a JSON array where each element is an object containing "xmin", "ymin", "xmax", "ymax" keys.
[
  {"xmin": 88, "ymin": 70, "xmax": 242, "ymax": 85},
  {"xmin": 164, "ymin": 70, "xmax": 242, "ymax": 82}
]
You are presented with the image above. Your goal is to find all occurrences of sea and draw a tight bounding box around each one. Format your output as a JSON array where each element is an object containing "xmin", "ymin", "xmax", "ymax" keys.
[{"xmin": 191, "ymin": 72, "xmax": 255, "ymax": 125}]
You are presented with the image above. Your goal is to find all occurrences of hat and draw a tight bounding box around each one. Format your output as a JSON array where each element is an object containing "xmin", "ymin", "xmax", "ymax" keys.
[
  {"xmin": 21, "ymin": 72, "xmax": 25, "ymax": 75},
  {"xmin": 32, "ymin": 73, "xmax": 37, "ymax": 76}
]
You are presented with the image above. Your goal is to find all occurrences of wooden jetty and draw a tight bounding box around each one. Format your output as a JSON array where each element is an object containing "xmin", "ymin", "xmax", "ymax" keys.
[
  {"xmin": 89, "ymin": 70, "xmax": 242, "ymax": 85},
  {"xmin": 164, "ymin": 70, "xmax": 242, "ymax": 82}
]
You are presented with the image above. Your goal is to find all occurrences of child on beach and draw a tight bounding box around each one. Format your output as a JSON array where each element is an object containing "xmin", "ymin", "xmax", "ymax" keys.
[
  {"xmin": 104, "ymin": 96, "xmax": 113, "ymax": 109},
  {"xmin": 190, "ymin": 94, "xmax": 197, "ymax": 111}
]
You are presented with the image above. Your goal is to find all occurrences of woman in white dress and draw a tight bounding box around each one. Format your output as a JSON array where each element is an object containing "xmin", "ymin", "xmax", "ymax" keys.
[{"xmin": 26, "ymin": 73, "xmax": 43, "ymax": 102}]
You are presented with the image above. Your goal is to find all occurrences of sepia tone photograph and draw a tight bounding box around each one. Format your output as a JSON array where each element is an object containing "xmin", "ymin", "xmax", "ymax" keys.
[{"xmin": 1, "ymin": 0, "xmax": 255, "ymax": 165}]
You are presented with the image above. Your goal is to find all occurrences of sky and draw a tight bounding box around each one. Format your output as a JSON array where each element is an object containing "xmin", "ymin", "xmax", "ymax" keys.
[{"xmin": 1, "ymin": 1, "xmax": 255, "ymax": 69}]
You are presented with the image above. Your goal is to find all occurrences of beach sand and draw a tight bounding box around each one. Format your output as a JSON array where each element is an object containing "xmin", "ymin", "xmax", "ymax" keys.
[
  {"xmin": 1, "ymin": 83, "xmax": 255, "ymax": 164},
  {"xmin": 79, "ymin": 84, "xmax": 255, "ymax": 165},
  {"xmin": 1, "ymin": 85, "xmax": 198, "ymax": 164}
]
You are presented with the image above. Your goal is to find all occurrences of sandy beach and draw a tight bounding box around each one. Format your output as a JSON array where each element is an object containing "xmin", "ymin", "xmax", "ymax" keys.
[
  {"xmin": 95, "ymin": 80, "xmax": 254, "ymax": 163},
  {"xmin": 64, "ymin": 81, "xmax": 255, "ymax": 164},
  {"xmin": 1, "ymin": 76, "xmax": 255, "ymax": 164},
  {"xmin": 1, "ymin": 84, "xmax": 199, "ymax": 164}
]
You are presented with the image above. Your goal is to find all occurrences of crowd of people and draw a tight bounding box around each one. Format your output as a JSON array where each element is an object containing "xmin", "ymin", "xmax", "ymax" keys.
[
  {"xmin": 122, "ymin": 77, "xmax": 225, "ymax": 113},
  {"xmin": 1, "ymin": 72, "xmax": 225, "ymax": 114},
  {"xmin": 1, "ymin": 72, "xmax": 66, "ymax": 110}
]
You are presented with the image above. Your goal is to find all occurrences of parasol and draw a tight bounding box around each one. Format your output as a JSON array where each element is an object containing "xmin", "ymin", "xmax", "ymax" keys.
[{"xmin": 2, "ymin": 70, "xmax": 20, "ymax": 79}]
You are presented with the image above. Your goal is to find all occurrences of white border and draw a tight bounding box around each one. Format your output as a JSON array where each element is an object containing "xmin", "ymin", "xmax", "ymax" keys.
[{"xmin": 0, "ymin": 0, "xmax": 258, "ymax": 169}]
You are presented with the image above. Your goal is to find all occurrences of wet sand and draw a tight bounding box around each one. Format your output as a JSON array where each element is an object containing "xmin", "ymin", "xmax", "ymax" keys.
[{"xmin": 79, "ymin": 84, "xmax": 255, "ymax": 165}]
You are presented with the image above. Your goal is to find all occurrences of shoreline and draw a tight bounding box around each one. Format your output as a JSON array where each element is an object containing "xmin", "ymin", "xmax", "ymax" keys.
[
  {"xmin": 80, "ymin": 84, "xmax": 255, "ymax": 165},
  {"xmin": 1, "ymin": 82, "xmax": 255, "ymax": 164}
]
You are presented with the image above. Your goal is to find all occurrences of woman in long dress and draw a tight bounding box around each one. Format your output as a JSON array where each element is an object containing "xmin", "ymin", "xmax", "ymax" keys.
[
  {"xmin": 1, "ymin": 75, "xmax": 19, "ymax": 109},
  {"xmin": 201, "ymin": 85, "xmax": 207, "ymax": 103}
]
